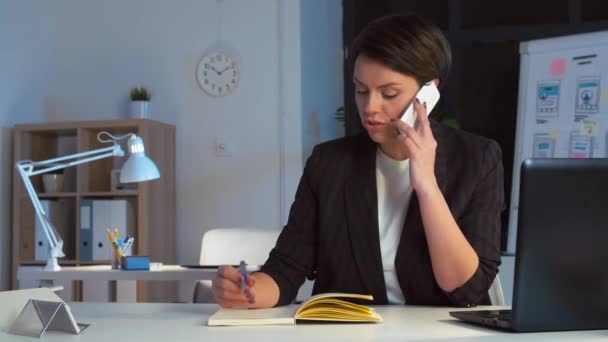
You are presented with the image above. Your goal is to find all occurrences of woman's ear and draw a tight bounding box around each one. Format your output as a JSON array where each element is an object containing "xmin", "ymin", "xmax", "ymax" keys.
[{"xmin": 433, "ymin": 78, "xmax": 440, "ymax": 87}]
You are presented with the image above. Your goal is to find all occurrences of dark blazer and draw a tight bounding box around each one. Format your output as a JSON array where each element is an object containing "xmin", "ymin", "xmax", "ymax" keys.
[{"xmin": 260, "ymin": 120, "xmax": 504, "ymax": 307}]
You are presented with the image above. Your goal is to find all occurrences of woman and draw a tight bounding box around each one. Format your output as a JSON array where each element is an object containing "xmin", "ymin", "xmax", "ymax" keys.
[{"xmin": 212, "ymin": 14, "xmax": 504, "ymax": 308}]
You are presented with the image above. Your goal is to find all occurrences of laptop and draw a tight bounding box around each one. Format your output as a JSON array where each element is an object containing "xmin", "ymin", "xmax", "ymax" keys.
[{"xmin": 450, "ymin": 158, "xmax": 608, "ymax": 332}]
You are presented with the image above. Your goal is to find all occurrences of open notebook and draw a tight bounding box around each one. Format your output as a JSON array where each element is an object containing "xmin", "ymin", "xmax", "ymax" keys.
[{"xmin": 208, "ymin": 293, "xmax": 383, "ymax": 326}]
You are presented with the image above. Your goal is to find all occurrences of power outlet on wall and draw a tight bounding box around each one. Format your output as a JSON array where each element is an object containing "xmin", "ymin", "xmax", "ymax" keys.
[{"xmin": 214, "ymin": 137, "xmax": 233, "ymax": 157}]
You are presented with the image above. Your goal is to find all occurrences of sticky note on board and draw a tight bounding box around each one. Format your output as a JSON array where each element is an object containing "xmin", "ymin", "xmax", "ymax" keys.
[
  {"xmin": 550, "ymin": 58, "xmax": 567, "ymax": 76},
  {"xmin": 549, "ymin": 131, "xmax": 560, "ymax": 139},
  {"xmin": 580, "ymin": 120, "xmax": 598, "ymax": 137}
]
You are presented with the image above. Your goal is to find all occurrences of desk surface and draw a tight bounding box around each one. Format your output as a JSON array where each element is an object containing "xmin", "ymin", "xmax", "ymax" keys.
[
  {"xmin": 2, "ymin": 303, "xmax": 607, "ymax": 341},
  {"xmin": 17, "ymin": 265, "xmax": 216, "ymax": 281}
]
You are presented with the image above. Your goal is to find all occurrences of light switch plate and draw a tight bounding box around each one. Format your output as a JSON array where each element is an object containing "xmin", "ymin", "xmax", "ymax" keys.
[{"xmin": 214, "ymin": 137, "xmax": 232, "ymax": 157}]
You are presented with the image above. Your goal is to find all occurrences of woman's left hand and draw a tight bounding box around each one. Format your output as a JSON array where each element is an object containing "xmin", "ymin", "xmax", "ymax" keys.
[{"xmin": 392, "ymin": 98, "xmax": 439, "ymax": 195}]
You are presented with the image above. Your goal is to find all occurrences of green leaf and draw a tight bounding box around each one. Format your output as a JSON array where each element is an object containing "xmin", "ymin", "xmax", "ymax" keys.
[
  {"xmin": 130, "ymin": 86, "xmax": 151, "ymax": 101},
  {"xmin": 440, "ymin": 117, "xmax": 460, "ymax": 129}
]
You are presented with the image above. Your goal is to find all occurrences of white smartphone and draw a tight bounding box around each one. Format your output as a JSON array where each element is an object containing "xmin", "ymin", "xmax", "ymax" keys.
[{"xmin": 400, "ymin": 81, "xmax": 441, "ymax": 127}]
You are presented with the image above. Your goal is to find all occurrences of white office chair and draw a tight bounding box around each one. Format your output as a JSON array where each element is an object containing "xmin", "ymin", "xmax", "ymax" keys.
[
  {"xmin": 192, "ymin": 227, "xmax": 279, "ymax": 303},
  {"xmin": 193, "ymin": 227, "xmax": 314, "ymax": 303},
  {"xmin": 488, "ymin": 274, "xmax": 505, "ymax": 306}
]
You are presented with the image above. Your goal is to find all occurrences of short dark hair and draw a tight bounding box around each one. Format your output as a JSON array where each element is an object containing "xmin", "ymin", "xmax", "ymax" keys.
[{"xmin": 351, "ymin": 14, "xmax": 452, "ymax": 87}]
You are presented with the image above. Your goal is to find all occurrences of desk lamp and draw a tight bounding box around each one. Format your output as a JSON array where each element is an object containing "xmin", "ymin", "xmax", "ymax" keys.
[{"xmin": 16, "ymin": 132, "xmax": 160, "ymax": 271}]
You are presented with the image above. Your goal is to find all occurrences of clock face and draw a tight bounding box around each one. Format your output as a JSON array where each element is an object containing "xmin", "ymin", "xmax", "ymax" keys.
[{"xmin": 196, "ymin": 52, "xmax": 239, "ymax": 97}]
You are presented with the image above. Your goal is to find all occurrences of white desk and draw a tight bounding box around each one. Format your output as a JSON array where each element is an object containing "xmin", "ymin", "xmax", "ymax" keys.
[
  {"xmin": 1, "ymin": 303, "xmax": 606, "ymax": 341},
  {"xmin": 17, "ymin": 265, "xmax": 216, "ymax": 282},
  {"xmin": 17, "ymin": 265, "xmax": 216, "ymax": 302}
]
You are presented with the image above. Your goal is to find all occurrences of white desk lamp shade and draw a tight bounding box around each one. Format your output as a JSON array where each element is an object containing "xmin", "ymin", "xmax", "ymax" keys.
[{"xmin": 119, "ymin": 136, "xmax": 160, "ymax": 183}]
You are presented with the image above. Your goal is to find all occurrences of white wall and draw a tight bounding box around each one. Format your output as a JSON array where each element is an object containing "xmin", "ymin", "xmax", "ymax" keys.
[
  {"xmin": 0, "ymin": 126, "xmax": 11, "ymax": 291},
  {"xmin": 0, "ymin": 0, "xmax": 48, "ymax": 286},
  {"xmin": 300, "ymin": 0, "xmax": 344, "ymax": 158},
  {"xmin": 0, "ymin": 0, "xmax": 343, "ymax": 299}
]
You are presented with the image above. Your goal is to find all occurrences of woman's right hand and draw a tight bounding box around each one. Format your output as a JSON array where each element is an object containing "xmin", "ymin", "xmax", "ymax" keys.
[{"xmin": 212, "ymin": 265, "xmax": 256, "ymax": 308}]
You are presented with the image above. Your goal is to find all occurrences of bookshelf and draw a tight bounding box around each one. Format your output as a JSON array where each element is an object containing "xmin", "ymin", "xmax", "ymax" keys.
[{"xmin": 11, "ymin": 119, "xmax": 176, "ymax": 302}]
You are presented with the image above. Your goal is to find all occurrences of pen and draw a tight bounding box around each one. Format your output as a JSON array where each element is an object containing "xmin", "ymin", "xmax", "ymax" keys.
[
  {"xmin": 238, "ymin": 260, "xmax": 248, "ymax": 291},
  {"xmin": 122, "ymin": 237, "xmax": 134, "ymax": 254}
]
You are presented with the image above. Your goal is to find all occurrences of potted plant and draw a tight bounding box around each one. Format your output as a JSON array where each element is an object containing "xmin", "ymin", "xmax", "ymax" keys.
[
  {"xmin": 130, "ymin": 86, "xmax": 151, "ymax": 119},
  {"xmin": 41, "ymin": 169, "xmax": 65, "ymax": 193}
]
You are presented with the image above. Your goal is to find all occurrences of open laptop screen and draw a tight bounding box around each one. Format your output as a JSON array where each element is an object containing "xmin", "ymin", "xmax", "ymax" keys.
[
  {"xmin": 511, "ymin": 158, "xmax": 608, "ymax": 331},
  {"xmin": 451, "ymin": 158, "xmax": 608, "ymax": 332}
]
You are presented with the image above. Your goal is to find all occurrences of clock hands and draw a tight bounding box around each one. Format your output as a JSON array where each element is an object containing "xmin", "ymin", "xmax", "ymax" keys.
[
  {"xmin": 206, "ymin": 64, "xmax": 222, "ymax": 75},
  {"xmin": 218, "ymin": 66, "xmax": 232, "ymax": 75},
  {"xmin": 205, "ymin": 64, "xmax": 232, "ymax": 75}
]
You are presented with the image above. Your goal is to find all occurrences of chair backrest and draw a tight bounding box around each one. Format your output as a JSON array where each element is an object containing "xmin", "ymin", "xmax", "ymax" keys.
[
  {"xmin": 193, "ymin": 228, "xmax": 280, "ymax": 303},
  {"xmin": 199, "ymin": 228, "xmax": 280, "ymax": 266},
  {"xmin": 488, "ymin": 274, "xmax": 505, "ymax": 306}
]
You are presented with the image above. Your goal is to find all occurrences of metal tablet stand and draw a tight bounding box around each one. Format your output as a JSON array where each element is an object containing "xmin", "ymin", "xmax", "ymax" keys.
[{"xmin": 8, "ymin": 299, "xmax": 90, "ymax": 338}]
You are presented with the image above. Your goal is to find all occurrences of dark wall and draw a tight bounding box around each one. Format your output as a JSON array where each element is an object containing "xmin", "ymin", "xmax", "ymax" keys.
[{"xmin": 343, "ymin": 0, "xmax": 608, "ymax": 251}]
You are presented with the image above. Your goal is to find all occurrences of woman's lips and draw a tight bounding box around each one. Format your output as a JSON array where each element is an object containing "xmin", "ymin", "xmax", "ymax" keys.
[{"xmin": 365, "ymin": 120, "xmax": 388, "ymax": 131}]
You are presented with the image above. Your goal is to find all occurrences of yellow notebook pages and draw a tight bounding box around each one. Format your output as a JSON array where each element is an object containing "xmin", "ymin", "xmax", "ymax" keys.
[{"xmin": 207, "ymin": 293, "xmax": 383, "ymax": 326}]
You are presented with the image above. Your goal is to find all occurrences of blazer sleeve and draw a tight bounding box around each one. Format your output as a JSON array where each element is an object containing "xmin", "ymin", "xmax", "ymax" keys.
[
  {"xmin": 258, "ymin": 146, "xmax": 321, "ymax": 306},
  {"xmin": 444, "ymin": 140, "xmax": 505, "ymax": 307}
]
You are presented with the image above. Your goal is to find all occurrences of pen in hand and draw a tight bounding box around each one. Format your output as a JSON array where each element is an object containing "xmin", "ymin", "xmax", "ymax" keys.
[
  {"xmin": 238, "ymin": 260, "xmax": 254, "ymax": 303},
  {"xmin": 238, "ymin": 260, "xmax": 247, "ymax": 291}
]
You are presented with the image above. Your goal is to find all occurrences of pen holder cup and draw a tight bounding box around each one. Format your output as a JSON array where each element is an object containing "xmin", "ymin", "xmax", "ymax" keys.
[{"xmin": 111, "ymin": 244, "xmax": 122, "ymax": 270}]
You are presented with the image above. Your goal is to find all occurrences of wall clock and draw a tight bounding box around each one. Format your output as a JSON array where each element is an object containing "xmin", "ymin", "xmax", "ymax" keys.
[{"xmin": 196, "ymin": 52, "xmax": 239, "ymax": 97}]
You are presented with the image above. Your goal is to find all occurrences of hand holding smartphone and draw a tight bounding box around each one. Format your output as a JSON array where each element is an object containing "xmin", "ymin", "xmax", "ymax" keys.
[{"xmin": 400, "ymin": 81, "xmax": 440, "ymax": 128}]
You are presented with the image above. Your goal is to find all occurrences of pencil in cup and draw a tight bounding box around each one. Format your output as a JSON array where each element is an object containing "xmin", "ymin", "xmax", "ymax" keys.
[
  {"xmin": 106, "ymin": 228, "xmax": 116, "ymax": 244},
  {"xmin": 107, "ymin": 228, "xmax": 127, "ymax": 269}
]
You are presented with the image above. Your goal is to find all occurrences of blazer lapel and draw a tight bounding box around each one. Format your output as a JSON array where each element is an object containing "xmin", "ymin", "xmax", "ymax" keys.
[{"xmin": 344, "ymin": 134, "xmax": 388, "ymax": 304}]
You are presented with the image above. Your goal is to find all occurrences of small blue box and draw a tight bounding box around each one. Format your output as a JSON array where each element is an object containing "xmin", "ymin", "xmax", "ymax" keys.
[{"xmin": 121, "ymin": 256, "xmax": 150, "ymax": 270}]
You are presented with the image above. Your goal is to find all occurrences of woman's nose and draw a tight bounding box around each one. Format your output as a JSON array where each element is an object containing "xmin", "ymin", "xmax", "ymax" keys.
[{"xmin": 362, "ymin": 93, "xmax": 381, "ymax": 114}]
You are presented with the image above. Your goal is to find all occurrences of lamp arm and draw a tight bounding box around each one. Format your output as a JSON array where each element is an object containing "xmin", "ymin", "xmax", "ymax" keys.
[
  {"xmin": 16, "ymin": 164, "xmax": 61, "ymax": 249},
  {"xmin": 23, "ymin": 144, "xmax": 123, "ymax": 176},
  {"xmin": 15, "ymin": 143, "xmax": 125, "ymax": 265}
]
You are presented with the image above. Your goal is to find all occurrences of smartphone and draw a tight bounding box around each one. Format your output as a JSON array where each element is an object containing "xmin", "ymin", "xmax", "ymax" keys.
[{"xmin": 400, "ymin": 81, "xmax": 441, "ymax": 128}]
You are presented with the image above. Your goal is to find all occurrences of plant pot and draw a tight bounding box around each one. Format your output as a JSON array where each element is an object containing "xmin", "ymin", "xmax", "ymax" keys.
[
  {"xmin": 42, "ymin": 174, "xmax": 64, "ymax": 193},
  {"xmin": 130, "ymin": 101, "xmax": 150, "ymax": 119}
]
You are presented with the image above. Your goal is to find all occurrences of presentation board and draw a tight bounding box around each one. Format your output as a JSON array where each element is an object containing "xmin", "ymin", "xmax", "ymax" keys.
[{"xmin": 508, "ymin": 31, "xmax": 608, "ymax": 253}]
